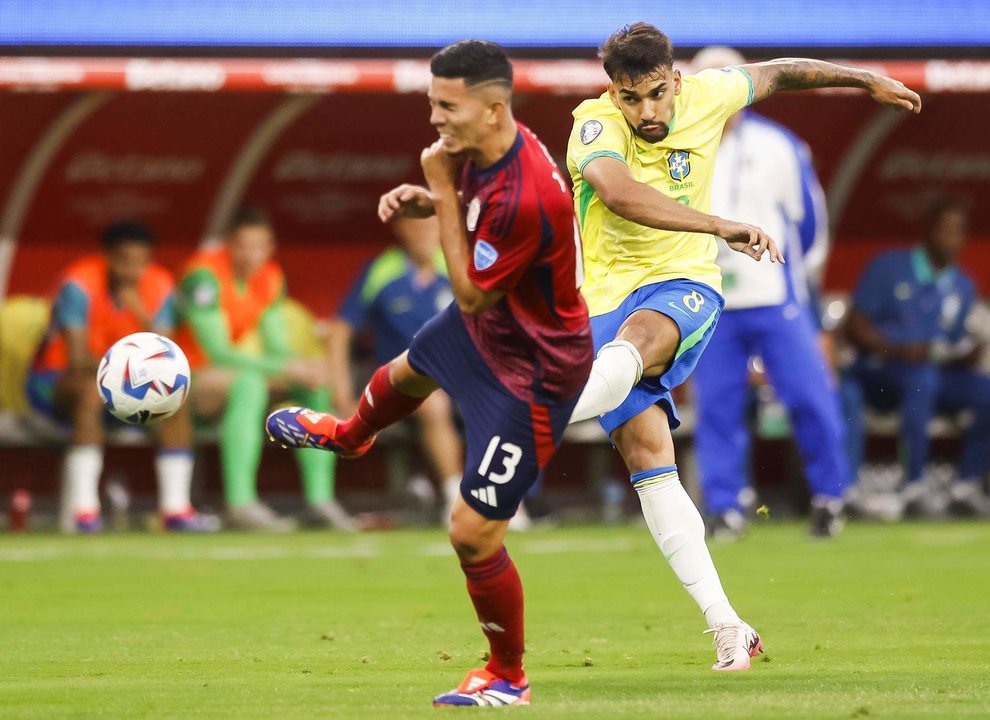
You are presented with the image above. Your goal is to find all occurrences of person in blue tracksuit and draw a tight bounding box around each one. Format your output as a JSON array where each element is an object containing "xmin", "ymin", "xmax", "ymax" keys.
[
  {"xmin": 690, "ymin": 47, "xmax": 850, "ymax": 538},
  {"xmin": 842, "ymin": 197, "xmax": 990, "ymax": 517},
  {"xmin": 326, "ymin": 216, "xmax": 465, "ymax": 521}
]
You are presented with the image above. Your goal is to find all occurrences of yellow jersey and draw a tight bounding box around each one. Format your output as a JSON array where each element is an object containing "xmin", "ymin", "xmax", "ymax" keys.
[{"xmin": 566, "ymin": 67, "xmax": 754, "ymax": 316}]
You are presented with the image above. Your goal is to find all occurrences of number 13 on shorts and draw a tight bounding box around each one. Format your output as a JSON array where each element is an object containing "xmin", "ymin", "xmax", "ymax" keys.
[{"xmin": 478, "ymin": 435, "xmax": 523, "ymax": 484}]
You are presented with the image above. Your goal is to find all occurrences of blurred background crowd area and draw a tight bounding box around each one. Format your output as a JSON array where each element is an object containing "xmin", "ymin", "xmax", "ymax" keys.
[{"xmin": 1, "ymin": 1, "xmax": 988, "ymax": 531}]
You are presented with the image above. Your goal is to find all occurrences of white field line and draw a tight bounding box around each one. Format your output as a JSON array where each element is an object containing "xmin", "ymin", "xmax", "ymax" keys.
[{"xmin": 0, "ymin": 536, "xmax": 639, "ymax": 563}]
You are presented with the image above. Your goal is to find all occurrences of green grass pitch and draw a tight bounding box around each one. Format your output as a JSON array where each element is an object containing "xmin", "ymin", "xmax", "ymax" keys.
[{"xmin": 1, "ymin": 522, "xmax": 988, "ymax": 718}]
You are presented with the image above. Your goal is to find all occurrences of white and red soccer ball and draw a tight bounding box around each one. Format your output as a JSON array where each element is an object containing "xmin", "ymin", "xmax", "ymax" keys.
[{"xmin": 96, "ymin": 332, "xmax": 190, "ymax": 425}]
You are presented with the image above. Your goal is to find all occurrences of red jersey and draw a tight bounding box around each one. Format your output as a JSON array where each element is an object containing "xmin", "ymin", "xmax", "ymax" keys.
[{"xmin": 460, "ymin": 123, "xmax": 593, "ymax": 401}]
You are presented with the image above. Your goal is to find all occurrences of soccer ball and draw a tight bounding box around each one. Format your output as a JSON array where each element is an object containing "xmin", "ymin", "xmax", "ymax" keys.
[{"xmin": 96, "ymin": 332, "xmax": 191, "ymax": 425}]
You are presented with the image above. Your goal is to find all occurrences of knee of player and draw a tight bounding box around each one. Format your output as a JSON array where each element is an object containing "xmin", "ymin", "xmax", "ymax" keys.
[
  {"xmin": 447, "ymin": 512, "xmax": 499, "ymax": 563},
  {"xmin": 448, "ymin": 525, "xmax": 485, "ymax": 562},
  {"xmin": 614, "ymin": 438, "xmax": 673, "ymax": 474}
]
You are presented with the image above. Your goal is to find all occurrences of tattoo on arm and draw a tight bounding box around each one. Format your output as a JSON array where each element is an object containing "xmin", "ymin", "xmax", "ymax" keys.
[{"xmin": 746, "ymin": 59, "xmax": 872, "ymax": 103}]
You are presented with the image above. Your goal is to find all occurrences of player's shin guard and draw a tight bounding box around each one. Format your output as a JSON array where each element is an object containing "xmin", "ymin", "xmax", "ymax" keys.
[
  {"xmin": 336, "ymin": 364, "xmax": 425, "ymax": 448},
  {"xmin": 568, "ymin": 340, "xmax": 643, "ymax": 423},
  {"xmin": 632, "ymin": 466, "xmax": 741, "ymax": 628},
  {"xmin": 461, "ymin": 546, "xmax": 526, "ymax": 684}
]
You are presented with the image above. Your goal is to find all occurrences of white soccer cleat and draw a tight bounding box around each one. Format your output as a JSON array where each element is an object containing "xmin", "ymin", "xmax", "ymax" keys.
[
  {"xmin": 948, "ymin": 480, "xmax": 990, "ymax": 517},
  {"xmin": 705, "ymin": 622, "xmax": 763, "ymax": 671}
]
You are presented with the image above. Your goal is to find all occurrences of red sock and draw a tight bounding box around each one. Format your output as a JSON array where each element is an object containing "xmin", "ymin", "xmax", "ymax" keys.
[
  {"xmin": 461, "ymin": 546, "xmax": 526, "ymax": 684},
  {"xmin": 337, "ymin": 364, "xmax": 425, "ymax": 448}
]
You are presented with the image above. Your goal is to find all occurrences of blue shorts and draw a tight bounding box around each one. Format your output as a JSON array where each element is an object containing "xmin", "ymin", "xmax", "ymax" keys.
[
  {"xmin": 26, "ymin": 369, "xmax": 62, "ymax": 421},
  {"xmin": 407, "ymin": 304, "xmax": 578, "ymax": 520},
  {"xmin": 26, "ymin": 369, "xmax": 126, "ymax": 429},
  {"xmin": 590, "ymin": 279, "xmax": 724, "ymax": 436}
]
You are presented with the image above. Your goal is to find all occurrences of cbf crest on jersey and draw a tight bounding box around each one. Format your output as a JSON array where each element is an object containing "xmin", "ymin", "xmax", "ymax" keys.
[
  {"xmin": 580, "ymin": 120, "xmax": 604, "ymax": 145},
  {"xmin": 667, "ymin": 150, "xmax": 691, "ymax": 181}
]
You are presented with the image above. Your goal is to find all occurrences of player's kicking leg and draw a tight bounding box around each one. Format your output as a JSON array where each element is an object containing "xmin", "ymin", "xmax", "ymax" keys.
[
  {"xmin": 268, "ymin": 303, "xmax": 574, "ymax": 705},
  {"xmin": 569, "ymin": 281, "xmax": 763, "ymax": 670},
  {"xmin": 612, "ymin": 405, "xmax": 762, "ymax": 670},
  {"xmin": 266, "ymin": 352, "xmax": 434, "ymax": 456}
]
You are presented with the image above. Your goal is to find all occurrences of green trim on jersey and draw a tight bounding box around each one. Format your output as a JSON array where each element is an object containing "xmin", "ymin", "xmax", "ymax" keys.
[
  {"xmin": 578, "ymin": 149, "xmax": 626, "ymax": 175},
  {"xmin": 578, "ymin": 180, "xmax": 597, "ymax": 227},
  {"xmin": 577, "ymin": 150, "xmax": 626, "ymax": 226},
  {"xmin": 737, "ymin": 66, "xmax": 756, "ymax": 106}
]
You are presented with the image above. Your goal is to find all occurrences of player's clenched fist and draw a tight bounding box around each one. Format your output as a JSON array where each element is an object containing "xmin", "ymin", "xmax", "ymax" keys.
[{"xmin": 420, "ymin": 139, "xmax": 463, "ymax": 191}]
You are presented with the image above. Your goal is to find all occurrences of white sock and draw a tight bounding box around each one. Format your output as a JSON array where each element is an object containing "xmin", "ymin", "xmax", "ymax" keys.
[
  {"xmin": 64, "ymin": 444, "xmax": 103, "ymax": 516},
  {"xmin": 569, "ymin": 340, "xmax": 644, "ymax": 423},
  {"xmin": 156, "ymin": 449, "xmax": 194, "ymax": 515},
  {"xmin": 633, "ymin": 466, "xmax": 741, "ymax": 628}
]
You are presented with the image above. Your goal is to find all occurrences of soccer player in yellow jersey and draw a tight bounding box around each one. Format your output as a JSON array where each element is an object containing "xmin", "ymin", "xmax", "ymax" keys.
[{"xmin": 565, "ymin": 22, "xmax": 921, "ymax": 671}]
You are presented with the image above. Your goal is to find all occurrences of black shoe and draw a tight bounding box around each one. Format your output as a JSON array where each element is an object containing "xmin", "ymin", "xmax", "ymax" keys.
[
  {"xmin": 708, "ymin": 510, "xmax": 747, "ymax": 542},
  {"xmin": 809, "ymin": 496, "xmax": 845, "ymax": 538}
]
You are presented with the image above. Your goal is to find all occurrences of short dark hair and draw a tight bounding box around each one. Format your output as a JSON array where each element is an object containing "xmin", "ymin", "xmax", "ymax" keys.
[
  {"xmin": 430, "ymin": 40, "xmax": 513, "ymax": 89},
  {"xmin": 923, "ymin": 196, "xmax": 969, "ymax": 237},
  {"xmin": 228, "ymin": 206, "xmax": 272, "ymax": 233},
  {"xmin": 601, "ymin": 22, "xmax": 674, "ymax": 83},
  {"xmin": 101, "ymin": 220, "xmax": 156, "ymax": 249}
]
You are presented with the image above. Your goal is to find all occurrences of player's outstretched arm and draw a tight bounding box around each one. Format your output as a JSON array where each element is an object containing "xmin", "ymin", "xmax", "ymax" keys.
[
  {"xmin": 378, "ymin": 183, "xmax": 436, "ymax": 223},
  {"xmin": 742, "ymin": 59, "xmax": 922, "ymax": 113},
  {"xmin": 583, "ymin": 156, "xmax": 784, "ymax": 263}
]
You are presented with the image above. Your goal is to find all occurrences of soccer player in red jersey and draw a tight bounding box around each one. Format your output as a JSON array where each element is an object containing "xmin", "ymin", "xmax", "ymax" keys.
[{"xmin": 267, "ymin": 40, "xmax": 593, "ymax": 707}]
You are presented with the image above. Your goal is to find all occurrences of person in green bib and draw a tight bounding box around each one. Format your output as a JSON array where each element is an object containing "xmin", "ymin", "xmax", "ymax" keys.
[{"xmin": 177, "ymin": 207, "xmax": 353, "ymax": 531}]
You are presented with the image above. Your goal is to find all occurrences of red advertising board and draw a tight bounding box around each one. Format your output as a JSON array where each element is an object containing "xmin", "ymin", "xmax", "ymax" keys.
[{"xmin": 2, "ymin": 58, "xmax": 989, "ymax": 314}]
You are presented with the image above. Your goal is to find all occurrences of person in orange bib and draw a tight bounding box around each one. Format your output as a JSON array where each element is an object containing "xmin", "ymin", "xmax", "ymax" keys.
[
  {"xmin": 27, "ymin": 220, "xmax": 216, "ymax": 533},
  {"xmin": 177, "ymin": 207, "xmax": 349, "ymax": 532}
]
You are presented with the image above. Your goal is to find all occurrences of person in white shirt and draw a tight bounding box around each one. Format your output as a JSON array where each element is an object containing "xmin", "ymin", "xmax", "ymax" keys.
[{"xmin": 690, "ymin": 46, "xmax": 851, "ymax": 539}]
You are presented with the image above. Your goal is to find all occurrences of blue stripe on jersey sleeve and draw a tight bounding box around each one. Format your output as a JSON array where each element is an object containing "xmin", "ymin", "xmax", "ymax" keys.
[
  {"xmin": 496, "ymin": 158, "xmax": 523, "ymax": 240},
  {"xmin": 796, "ymin": 146, "xmax": 820, "ymax": 255}
]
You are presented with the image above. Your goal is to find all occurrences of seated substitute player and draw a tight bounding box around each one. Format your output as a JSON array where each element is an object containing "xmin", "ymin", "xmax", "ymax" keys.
[
  {"xmin": 267, "ymin": 41, "xmax": 593, "ymax": 707},
  {"xmin": 690, "ymin": 46, "xmax": 851, "ymax": 540},
  {"xmin": 327, "ymin": 215, "xmax": 464, "ymax": 519},
  {"xmin": 565, "ymin": 23, "xmax": 921, "ymax": 670},
  {"xmin": 176, "ymin": 207, "xmax": 351, "ymax": 532},
  {"xmin": 27, "ymin": 220, "xmax": 214, "ymax": 533},
  {"xmin": 842, "ymin": 197, "xmax": 990, "ymax": 517}
]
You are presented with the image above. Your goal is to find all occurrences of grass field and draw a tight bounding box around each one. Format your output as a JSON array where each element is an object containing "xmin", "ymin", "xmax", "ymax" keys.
[{"xmin": 1, "ymin": 522, "xmax": 988, "ymax": 719}]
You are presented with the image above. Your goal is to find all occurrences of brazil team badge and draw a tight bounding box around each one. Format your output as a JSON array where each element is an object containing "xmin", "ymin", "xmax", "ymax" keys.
[{"xmin": 667, "ymin": 150, "xmax": 691, "ymax": 181}]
